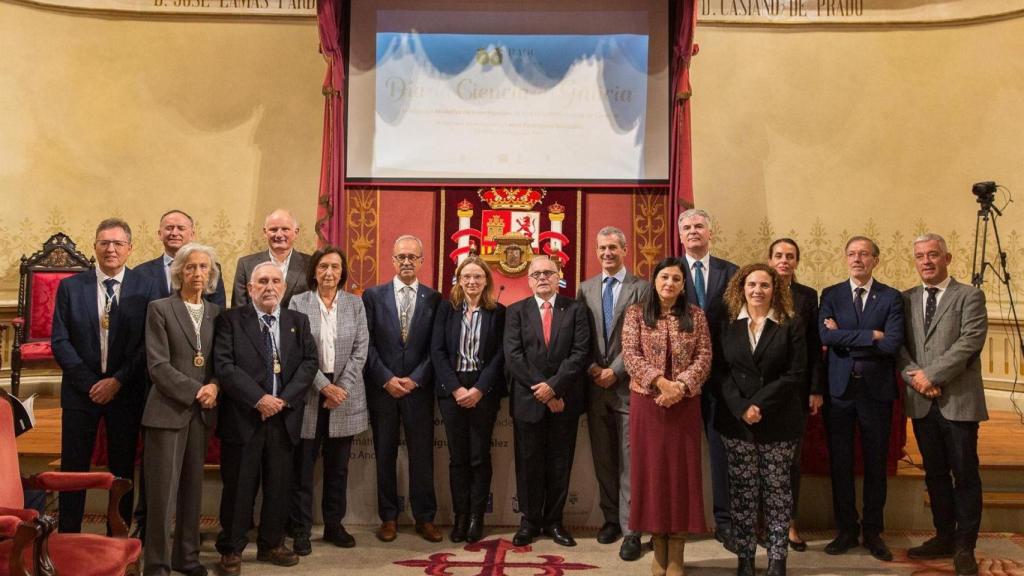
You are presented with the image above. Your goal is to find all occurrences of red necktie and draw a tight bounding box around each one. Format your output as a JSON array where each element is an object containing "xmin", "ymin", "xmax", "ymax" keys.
[{"xmin": 541, "ymin": 301, "xmax": 552, "ymax": 346}]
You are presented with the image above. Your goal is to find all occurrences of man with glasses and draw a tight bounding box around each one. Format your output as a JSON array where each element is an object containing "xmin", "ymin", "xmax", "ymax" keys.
[
  {"xmin": 232, "ymin": 208, "xmax": 311, "ymax": 308},
  {"xmin": 51, "ymin": 218, "xmax": 158, "ymax": 533},
  {"xmin": 362, "ymin": 235, "xmax": 443, "ymax": 543},
  {"xmin": 505, "ymin": 256, "xmax": 590, "ymax": 547}
]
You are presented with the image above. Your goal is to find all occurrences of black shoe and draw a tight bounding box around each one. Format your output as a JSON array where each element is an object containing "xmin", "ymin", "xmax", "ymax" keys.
[
  {"xmin": 907, "ymin": 536, "xmax": 955, "ymax": 559},
  {"xmin": 596, "ymin": 521, "xmax": 622, "ymax": 544},
  {"xmin": 466, "ymin": 514, "xmax": 485, "ymax": 543},
  {"xmin": 737, "ymin": 557, "xmax": 755, "ymax": 576},
  {"xmin": 953, "ymin": 549, "xmax": 979, "ymax": 576},
  {"xmin": 175, "ymin": 566, "xmax": 208, "ymax": 576},
  {"xmin": 324, "ymin": 525, "xmax": 356, "ymax": 548},
  {"xmin": 766, "ymin": 557, "xmax": 786, "ymax": 576},
  {"xmin": 619, "ymin": 535, "xmax": 642, "ymax": 561},
  {"xmin": 716, "ymin": 526, "xmax": 737, "ymax": 553},
  {"xmin": 788, "ymin": 538, "xmax": 807, "ymax": 552},
  {"xmin": 450, "ymin": 514, "xmax": 469, "ymax": 543},
  {"xmin": 825, "ymin": 532, "xmax": 859, "ymax": 555},
  {"xmin": 862, "ymin": 534, "xmax": 893, "ymax": 562},
  {"xmin": 292, "ymin": 535, "xmax": 312, "ymax": 556},
  {"xmin": 512, "ymin": 527, "xmax": 538, "ymax": 547},
  {"xmin": 543, "ymin": 523, "xmax": 576, "ymax": 547}
]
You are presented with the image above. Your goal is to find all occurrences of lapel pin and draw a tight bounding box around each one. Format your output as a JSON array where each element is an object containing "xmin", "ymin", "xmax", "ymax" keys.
[{"xmin": 290, "ymin": 327, "xmax": 296, "ymax": 333}]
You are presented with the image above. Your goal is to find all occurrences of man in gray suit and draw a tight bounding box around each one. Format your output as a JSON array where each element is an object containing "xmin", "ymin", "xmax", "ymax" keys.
[
  {"xmin": 231, "ymin": 209, "xmax": 311, "ymax": 308},
  {"xmin": 576, "ymin": 226, "xmax": 650, "ymax": 560},
  {"xmin": 897, "ymin": 233, "xmax": 988, "ymax": 576}
]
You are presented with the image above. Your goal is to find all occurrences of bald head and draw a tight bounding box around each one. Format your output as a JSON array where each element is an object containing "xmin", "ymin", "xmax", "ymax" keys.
[{"xmin": 264, "ymin": 209, "xmax": 299, "ymax": 258}]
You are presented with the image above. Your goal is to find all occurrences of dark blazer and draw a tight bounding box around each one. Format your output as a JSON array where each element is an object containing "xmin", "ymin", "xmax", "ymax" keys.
[
  {"xmin": 362, "ymin": 281, "xmax": 441, "ymax": 390},
  {"xmin": 684, "ymin": 255, "xmax": 739, "ymax": 395},
  {"xmin": 213, "ymin": 304, "xmax": 318, "ymax": 444},
  {"xmin": 717, "ymin": 316, "xmax": 807, "ymax": 443},
  {"xmin": 230, "ymin": 250, "xmax": 311, "ymax": 309},
  {"xmin": 51, "ymin": 267, "xmax": 158, "ymax": 410},
  {"xmin": 819, "ymin": 279, "xmax": 905, "ymax": 401},
  {"xmin": 135, "ymin": 255, "xmax": 227, "ymax": 307},
  {"xmin": 143, "ymin": 294, "xmax": 221, "ymax": 429},
  {"xmin": 504, "ymin": 294, "xmax": 590, "ymax": 423},
  {"xmin": 791, "ymin": 281, "xmax": 825, "ymax": 398},
  {"xmin": 431, "ymin": 302, "xmax": 507, "ymax": 398}
]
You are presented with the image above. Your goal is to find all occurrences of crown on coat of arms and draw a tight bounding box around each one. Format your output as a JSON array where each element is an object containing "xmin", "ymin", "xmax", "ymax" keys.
[{"xmin": 478, "ymin": 187, "xmax": 546, "ymax": 210}]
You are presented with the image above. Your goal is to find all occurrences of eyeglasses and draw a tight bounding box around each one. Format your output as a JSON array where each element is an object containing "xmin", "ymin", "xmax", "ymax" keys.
[
  {"xmin": 393, "ymin": 254, "xmax": 422, "ymax": 263},
  {"xmin": 96, "ymin": 240, "xmax": 130, "ymax": 250},
  {"xmin": 528, "ymin": 270, "xmax": 558, "ymax": 280}
]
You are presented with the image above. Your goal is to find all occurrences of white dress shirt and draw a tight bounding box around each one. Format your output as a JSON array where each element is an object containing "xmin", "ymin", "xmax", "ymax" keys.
[
  {"xmin": 849, "ymin": 277, "xmax": 875, "ymax": 307},
  {"xmin": 922, "ymin": 276, "xmax": 952, "ymax": 309},
  {"xmin": 393, "ymin": 276, "xmax": 420, "ymax": 323},
  {"xmin": 602, "ymin": 267, "xmax": 627, "ymax": 307},
  {"xmin": 96, "ymin": 268, "xmax": 125, "ymax": 373},
  {"xmin": 684, "ymin": 253, "xmax": 712, "ymax": 295},
  {"xmin": 317, "ymin": 294, "xmax": 338, "ymax": 375},
  {"xmin": 737, "ymin": 305, "xmax": 777, "ymax": 351},
  {"xmin": 254, "ymin": 302, "xmax": 282, "ymax": 397},
  {"xmin": 269, "ymin": 249, "xmax": 293, "ymax": 282}
]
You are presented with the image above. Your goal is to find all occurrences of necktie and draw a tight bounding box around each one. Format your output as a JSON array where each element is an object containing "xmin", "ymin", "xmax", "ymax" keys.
[
  {"xmin": 541, "ymin": 301, "xmax": 553, "ymax": 346},
  {"xmin": 602, "ymin": 277, "xmax": 617, "ymax": 345},
  {"xmin": 693, "ymin": 261, "xmax": 707, "ymax": 309},
  {"xmin": 854, "ymin": 287, "xmax": 866, "ymax": 321},
  {"xmin": 164, "ymin": 259, "xmax": 173, "ymax": 293},
  {"xmin": 103, "ymin": 278, "xmax": 119, "ymax": 322},
  {"xmin": 262, "ymin": 314, "xmax": 276, "ymax": 395},
  {"xmin": 924, "ymin": 287, "xmax": 939, "ymax": 333},
  {"xmin": 399, "ymin": 286, "xmax": 413, "ymax": 343}
]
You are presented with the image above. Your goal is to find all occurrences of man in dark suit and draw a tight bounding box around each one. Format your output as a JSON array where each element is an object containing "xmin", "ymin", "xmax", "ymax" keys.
[
  {"xmin": 767, "ymin": 238, "xmax": 825, "ymax": 550},
  {"xmin": 576, "ymin": 226, "xmax": 650, "ymax": 560},
  {"xmin": 897, "ymin": 233, "xmax": 987, "ymax": 576},
  {"xmin": 819, "ymin": 235, "xmax": 905, "ymax": 561},
  {"xmin": 135, "ymin": 209, "xmax": 227, "ymax": 306},
  {"xmin": 231, "ymin": 208, "xmax": 310, "ymax": 308},
  {"xmin": 214, "ymin": 262, "xmax": 318, "ymax": 575},
  {"xmin": 678, "ymin": 208, "xmax": 738, "ymax": 546},
  {"xmin": 51, "ymin": 218, "xmax": 158, "ymax": 533},
  {"xmin": 505, "ymin": 255, "xmax": 590, "ymax": 548},
  {"xmin": 362, "ymin": 235, "xmax": 443, "ymax": 543}
]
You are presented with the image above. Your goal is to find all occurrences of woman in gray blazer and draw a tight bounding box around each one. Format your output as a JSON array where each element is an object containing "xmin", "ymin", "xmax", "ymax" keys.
[
  {"xmin": 143, "ymin": 243, "xmax": 222, "ymax": 576},
  {"xmin": 287, "ymin": 246, "xmax": 369, "ymax": 553}
]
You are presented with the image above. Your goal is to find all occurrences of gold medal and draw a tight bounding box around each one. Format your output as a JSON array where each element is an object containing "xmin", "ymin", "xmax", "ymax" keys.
[
  {"xmin": 273, "ymin": 360, "xmax": 281, "ymax": 374},
  {"xmin": 101, "ymin": 314, "xmax": 110, "ymax": 330},
  {"xmin": 193, "ymin": 352, "xmax": 205, "ymax": 367}
]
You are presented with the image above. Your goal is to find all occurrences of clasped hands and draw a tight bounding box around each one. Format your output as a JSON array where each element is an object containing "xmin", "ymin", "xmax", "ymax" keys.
[
  {"xmin": 654, "ymin": 376, "xmax": 687, "ymax": 408},
  {"xmin": 196, "ymin": 382, "xmax": 218, "ymax": 409},
  {"xmin": 906, "ymin": 369, "xmax": 942, "ymax": 399},
  {"xmin": 531, "ymin": 382, "xmax": 564, "ymax": 413},
  {"xmin": 256, "ymin": 394, "xmax": 286, "ymax": 420},
  {"xmin": 89, "ymin": 377, "xmax": 121, "ymax": 405},
  {"xmin": 321, "ymin": 383, "xmax": 349, "ymax": 409},
  {"xmin": 453, "ymin": 386, "xmax": 483, "ymax": 409},
  {"xmin": 588, "ymin": 366, "xmax": 618, "ymax": 389},
  {"xmin": 384, "ymin": 376, "xmax": 418, "ymax": 399},
  {"xmin": 742, "ymin": 404, "xmax": 762, "ymax": 425}
]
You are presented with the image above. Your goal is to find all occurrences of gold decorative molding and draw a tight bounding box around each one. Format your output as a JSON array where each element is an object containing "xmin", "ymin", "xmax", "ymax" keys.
[
  {"xmin": 345, "ymin": 188, "xmax": 379, "ymax": 294},
  {"xmin": 632, "ymin": 189, "xmax": 668, "ymax": 280}
]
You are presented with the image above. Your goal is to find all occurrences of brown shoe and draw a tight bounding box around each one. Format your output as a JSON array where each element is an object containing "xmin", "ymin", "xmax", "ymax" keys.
[
  {"xmin": 376, "ymin": 521, "xmax": 398, "ymax": 542},
  {"xmin": 416, "ymin": 522, "xmax": 444, "ymax": 543},
  {"xmin": 217, "ymin": 553, "xmax": 241, "ymax": 576},
  {"xmin": 256, "ymin": 545, "xmax": 299, "ymax": 567}
]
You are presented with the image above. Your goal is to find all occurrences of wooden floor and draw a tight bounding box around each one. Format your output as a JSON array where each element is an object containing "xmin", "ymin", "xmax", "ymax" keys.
[{"xmin": 15, "ymin": 396, "xmax": 61, "ymax": 458}]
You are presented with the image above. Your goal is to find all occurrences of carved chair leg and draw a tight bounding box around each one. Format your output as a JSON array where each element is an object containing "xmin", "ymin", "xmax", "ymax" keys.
[{"xmin": 33, "ymin": 516, "xmax": 57, "ymax": 576}]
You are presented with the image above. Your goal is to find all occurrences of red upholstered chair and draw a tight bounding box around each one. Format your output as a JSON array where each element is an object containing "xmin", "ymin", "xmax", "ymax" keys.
[
  {"xmin": 0, "ymin": 392, "xmax": 141, "ymax": 576},
  {"xmin": 10, "ymin": 233, "xmax": 93, "ymax": 398}
]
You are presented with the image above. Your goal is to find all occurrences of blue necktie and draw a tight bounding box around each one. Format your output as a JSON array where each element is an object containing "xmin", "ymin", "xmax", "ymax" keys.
[
  {"xmin": 602, "ymin": 277, "xmax": 617, "ymax": 345},
  {"xmin": 261, "ymin": 314, "xmax": 277, "ymax": 396},
  {"xmin": 924, "ymin": 287, "xmax": 939, "ymax": 333},
  {"xmin": 103, "ymin": 278, "xmax": 119, "ymax": 319},
  {"xmin": 693, "ymin": 261, "xmax": 706, "ymax": 309}
]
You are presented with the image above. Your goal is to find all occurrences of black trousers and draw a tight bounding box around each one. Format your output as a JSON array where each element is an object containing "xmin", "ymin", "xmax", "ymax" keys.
[
  {"xmin": 366, "ymin": 387, "xmax": 437, "ymax": 523},
  {"xmin": 825, "ymin": 376, "xmax": 892, "ymax": 537},
  {"xmin": 513, "ymin": 411, "xmax": 578, "ymax": 529},
  {"xmin": 438, "ymin": 372, "xmax": 500, "ymax": 516},
  {"xmin": 789, "ymin": 415, "xmax": 807, "ymax": 519},
  {"xmin": 59, "ymin": 403, "xmax": 142, "ymax": 533},
  {"xmin": 288, "ymin": 403, "xmax": 355, "ymax": 537},
  {"xmin": 701, "ymin": 387, "xmax": 732, "ymax": 529},
  {"xmin": 912, "ymin": 402, "xmax": 982, "ymax": 551},
  {"xmin": 216, "ymin": 415, "xmax": 293, "ymax": 554}
]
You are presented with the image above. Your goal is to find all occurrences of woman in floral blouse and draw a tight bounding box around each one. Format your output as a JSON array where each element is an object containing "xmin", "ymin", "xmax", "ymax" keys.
[{"xmin": 622, "ymin": 256, "xmax": 712, "ymax": 576}]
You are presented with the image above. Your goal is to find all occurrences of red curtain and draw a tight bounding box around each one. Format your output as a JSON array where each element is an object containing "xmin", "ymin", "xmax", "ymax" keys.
[
  {"xmin": 316, "ymin": 0, "xmax": 349, "ymax": 247},
  {"xmin": 669, "ymin": 0, "xmax": 699, "ymax": 257}
]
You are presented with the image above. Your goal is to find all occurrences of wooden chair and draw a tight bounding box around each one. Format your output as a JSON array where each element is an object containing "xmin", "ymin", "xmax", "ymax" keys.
[
  {"xmin": 10, "ymin": 233, "xmax": 92, "ymax": 398},
  {"xmin": 0, "ymin": 392, "xmax": 141, "ymax": 576}
]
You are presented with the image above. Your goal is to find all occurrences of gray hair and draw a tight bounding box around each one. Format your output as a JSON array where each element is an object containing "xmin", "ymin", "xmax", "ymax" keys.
[
  {"xmin": 393, "ymin": 234, "xmax": 424, "ymax": 254},
  {"xmin": 596, "ymin": 226, "xmax": 627, "ymax": 249},
  {"xmin": 251, "ymin": 261, "xmax": 283, "ymax": 281},
  {"xmin": 169, "ymin": 243, "xmax": 220, "ymax": 294},
  {"xmin": 677, "ymin": 208, "xmax": 713, "ymax": 230},
  {"xmin": 845, "ymin": 235, "xmax": 880, "ymax": 257},
  {"xmin": 913, "ymin": 233, "xmax": 948, "ymax": 255}
]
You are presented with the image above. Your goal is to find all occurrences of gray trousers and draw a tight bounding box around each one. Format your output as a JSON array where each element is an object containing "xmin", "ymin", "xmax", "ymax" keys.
[
  {"xmin": 143, "ymin": 412, "xmax": 209, "ymax": 576},
  {"xmin": 586, "ymin": 388, "xmax": 633, "ymax": 534}
]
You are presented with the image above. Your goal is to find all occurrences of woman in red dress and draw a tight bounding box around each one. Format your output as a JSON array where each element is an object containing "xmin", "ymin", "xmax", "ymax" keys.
[{"xmin": 622, "ymin": 257, "xmax": 712, "ymax": 576}]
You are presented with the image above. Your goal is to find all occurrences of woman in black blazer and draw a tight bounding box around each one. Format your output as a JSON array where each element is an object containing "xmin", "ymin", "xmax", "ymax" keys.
[
  {"xmin": 430, "ymin": 256, "xmax": 506, "ymax": 543},
  {"xmin": 716, "ymin": 263, "xmax": 807, "ymax": 576}
]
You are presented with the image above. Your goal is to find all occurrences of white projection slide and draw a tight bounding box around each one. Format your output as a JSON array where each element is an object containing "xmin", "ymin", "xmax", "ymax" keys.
[{"xmin": 372, "ymin": 32, "xmax": 650, "ymax": 180}]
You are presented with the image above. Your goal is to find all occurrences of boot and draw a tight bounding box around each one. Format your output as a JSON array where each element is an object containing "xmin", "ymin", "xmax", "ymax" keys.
[
  {"xmin": 737, "ymin": 557, "xmax": 755, "ymax": 576},
  {"xmin": 651, "ymin": 534, "xmax": 668, "ymax": 576},
  {"xmin": 667, "ymin": 533, "xmax": 686, "ymax": 576},
  {"xmin": 766, "ymin": 557, "xmax": 787, "ymax": 576}
]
